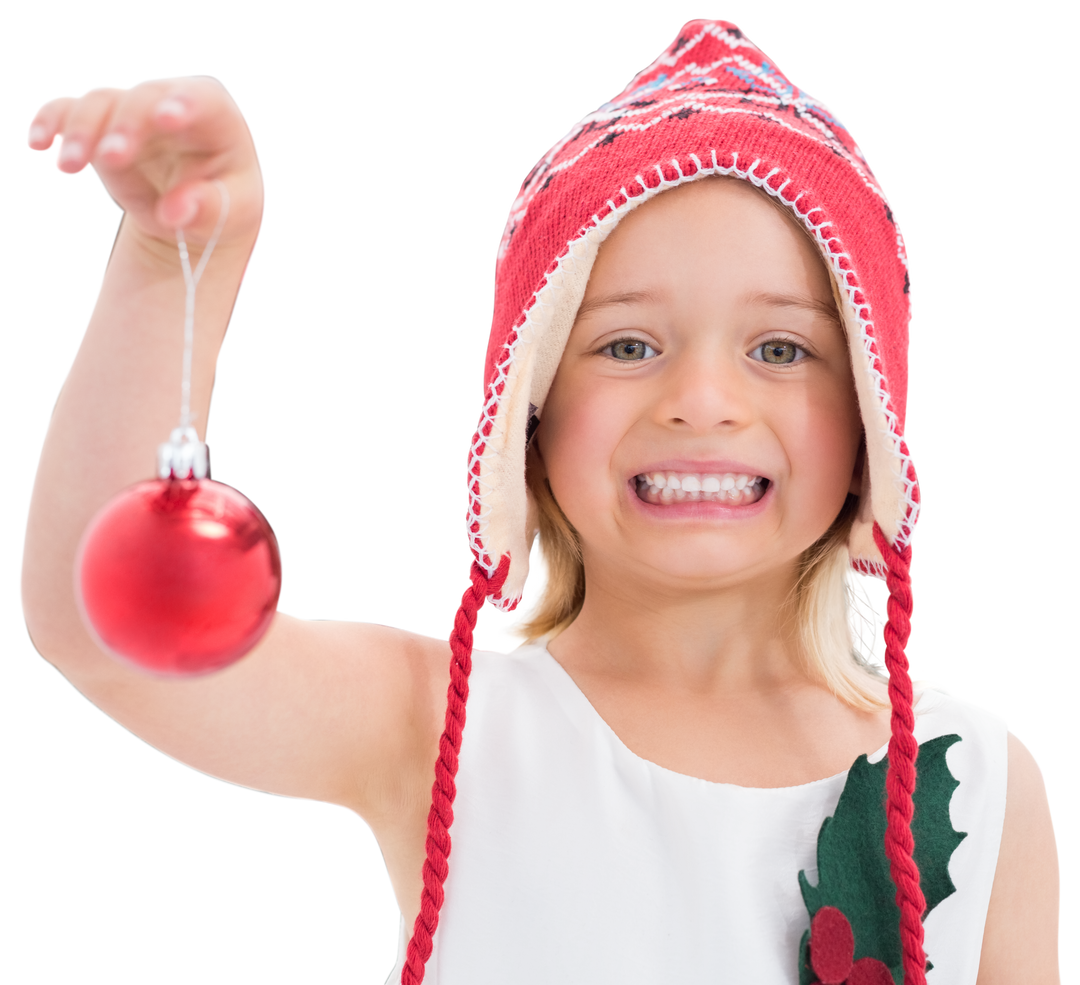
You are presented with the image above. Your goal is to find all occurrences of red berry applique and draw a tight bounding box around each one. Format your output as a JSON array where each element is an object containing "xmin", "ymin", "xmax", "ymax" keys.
[{"xmin": 808, "ymin": 907, "xmax": 893, "ymax": 985}]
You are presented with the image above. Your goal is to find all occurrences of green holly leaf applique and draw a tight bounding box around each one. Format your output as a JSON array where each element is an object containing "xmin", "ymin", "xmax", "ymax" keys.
[{"xmin": 797, "ymin": 733, "xmax": 967, "ymax": 985}]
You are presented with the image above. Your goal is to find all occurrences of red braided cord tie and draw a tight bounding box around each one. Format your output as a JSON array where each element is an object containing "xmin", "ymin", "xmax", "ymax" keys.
[
  {"xmin": 872, "ymin": 523, "xmax": 927, "ymax": 985},
  {"xmin": 401, "ymin": 556, "xmax": 510, "ymax": 985},
  {"xmin": 400, "ymin": 535, "xmax": 926, "ymax": 982}
]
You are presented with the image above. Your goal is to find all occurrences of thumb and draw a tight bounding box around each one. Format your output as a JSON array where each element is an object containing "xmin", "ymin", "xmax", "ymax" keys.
[{"xmin": 156, "ymin": 180, "xmax": 229, "ymax": 244}]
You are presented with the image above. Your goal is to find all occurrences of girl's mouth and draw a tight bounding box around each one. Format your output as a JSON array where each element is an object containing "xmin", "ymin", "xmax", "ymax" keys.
[{"xmin": 634, "ymin": 471, "xmax": 768, "ymax": 506}]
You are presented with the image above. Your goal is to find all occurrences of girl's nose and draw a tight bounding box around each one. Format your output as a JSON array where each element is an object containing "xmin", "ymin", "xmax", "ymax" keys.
[{"xmin": 653, "ymin": 349, "xmax": 752, "ymax": 433}]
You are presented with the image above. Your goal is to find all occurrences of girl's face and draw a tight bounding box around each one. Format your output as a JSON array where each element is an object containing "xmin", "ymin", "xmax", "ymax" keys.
[{"xmin": 536, "ymin": 178, "xmax": 863, "ymax": 591}]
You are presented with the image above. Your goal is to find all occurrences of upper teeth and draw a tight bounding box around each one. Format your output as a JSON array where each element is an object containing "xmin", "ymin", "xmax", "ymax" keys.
[{"xmin": 638, "ymin": 471, "xmax": 763, "ymax": 491}]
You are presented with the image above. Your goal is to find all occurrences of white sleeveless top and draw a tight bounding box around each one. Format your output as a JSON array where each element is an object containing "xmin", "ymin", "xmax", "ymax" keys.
[{"xmin": 388, "ymin": 643, "xmax": 1006, "ymax": 984}]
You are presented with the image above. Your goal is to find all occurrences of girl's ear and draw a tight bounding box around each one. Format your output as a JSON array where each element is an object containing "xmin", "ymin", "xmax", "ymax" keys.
[
  {"xmin": 525, "ymin": 493, "xmax": 540, "ymax": 552},
  {"xmin": 525, "ymin": 437, "xmax": 545, "ymax": 550},
  {"xmin": 526, "ymin": 421, "xmax": 548, "ymax": 475},
  {"xmin": 849, "ymin": 434, "xmax": 867, "ymax": 497}
]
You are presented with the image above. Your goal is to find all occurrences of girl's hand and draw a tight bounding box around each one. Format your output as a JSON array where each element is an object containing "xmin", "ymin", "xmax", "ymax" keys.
[{"xmin": 28, "ymin": 78, "xmax": 263, "ymax": 252}]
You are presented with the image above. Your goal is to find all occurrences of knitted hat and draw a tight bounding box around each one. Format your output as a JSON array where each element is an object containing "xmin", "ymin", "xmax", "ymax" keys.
[{"xmin": 404, "ymin": 20, "xmax": 926, "ymax": 985}]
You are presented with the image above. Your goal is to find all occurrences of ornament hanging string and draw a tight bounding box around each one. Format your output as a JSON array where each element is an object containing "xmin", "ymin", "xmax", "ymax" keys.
[
  {"xmin": 175, "ymin": 180, "xmax": 230, "ymax": 430},
  {"xmin": 77, "ymin": 175, "xmax": 282, "ymax": 676},
  {"xmin": 160, "ymin": 181, "xmax": 230, "ymax": 480}
]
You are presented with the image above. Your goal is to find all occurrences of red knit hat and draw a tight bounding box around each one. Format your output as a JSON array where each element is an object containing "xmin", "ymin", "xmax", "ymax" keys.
[{"xmin": 405, "ymin": 20, "xmax": 926, "ymax": 985}]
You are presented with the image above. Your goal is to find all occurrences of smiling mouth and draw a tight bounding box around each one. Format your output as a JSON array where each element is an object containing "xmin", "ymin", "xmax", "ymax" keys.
[{"xmin": 634, "ymin": 471, "xmax": 769, "ymax": 506}]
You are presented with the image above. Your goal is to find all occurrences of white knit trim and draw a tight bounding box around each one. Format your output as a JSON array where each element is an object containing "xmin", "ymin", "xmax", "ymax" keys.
[
  {"xmin": 505, "ymin": 90, "xmax": 911, "ymax": 356},
  {"xmin": 472, "ymin": 153, "xmax": 918, "ymax": 606}
]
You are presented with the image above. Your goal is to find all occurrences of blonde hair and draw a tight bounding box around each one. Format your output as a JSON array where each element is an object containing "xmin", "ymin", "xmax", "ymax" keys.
[{"xmin": 520, "ymin": 177, "xmax": 887, "ymax": 712}]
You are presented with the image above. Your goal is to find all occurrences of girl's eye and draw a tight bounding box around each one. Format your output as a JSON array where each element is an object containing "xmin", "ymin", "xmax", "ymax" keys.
[
  {"xmin": 752, "ymin": 340, "xmax": 807, "ymax": 365},
  {"xmin": 603, "ymin": 339, "xmax": 657, "ymax": 361}
]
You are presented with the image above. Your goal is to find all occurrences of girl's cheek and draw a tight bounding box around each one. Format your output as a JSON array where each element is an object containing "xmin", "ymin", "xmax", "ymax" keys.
[{"xmin": 541, "ymin": 383, "xmax": 628, "ymax": 519}]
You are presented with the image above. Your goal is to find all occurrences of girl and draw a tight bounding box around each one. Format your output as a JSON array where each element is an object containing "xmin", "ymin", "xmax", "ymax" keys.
[{"xmin": 22, "ymin": 19, "xmax": 1058, "ymax": 985}]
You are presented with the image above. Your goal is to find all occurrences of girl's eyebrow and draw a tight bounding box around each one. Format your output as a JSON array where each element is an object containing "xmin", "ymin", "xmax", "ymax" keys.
[
  {"xmin": 743, "ymin": 290, "xmax": 840, "ymax": 322},
  {"xmin": 575, "ymin": 289, "xmax": 661, "ymax": 319},
  {"xmin": 577, "ymin": 289, "xmax": 838, "ymax": 322}
]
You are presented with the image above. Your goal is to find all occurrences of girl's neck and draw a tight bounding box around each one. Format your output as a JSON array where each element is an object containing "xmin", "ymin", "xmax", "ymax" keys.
[
  {"xmin": 543, "ymin": 555, "xmax": 892, "ymax": 789},
  {"xmin": 548, "ymin": 559, "xmax": 806, "ymax": 695}
]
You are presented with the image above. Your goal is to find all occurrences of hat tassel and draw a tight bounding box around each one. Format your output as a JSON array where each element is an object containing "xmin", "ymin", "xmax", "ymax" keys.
[
  {"xmin": 402, "ymin": 533, "xmax": 926, "ymax": 984},
  {"xmin": 401, "ymin": 556, "xmax": 509, "ymax": 985},
  {"xmin": 873, "ymin": 522, "xmax": 927, "ymax": 985}
]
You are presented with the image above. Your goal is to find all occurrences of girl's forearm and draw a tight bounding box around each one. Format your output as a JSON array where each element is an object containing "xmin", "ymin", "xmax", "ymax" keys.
[{"xmin": 22, "ymin": 218, "xmax": 256, "ymax": 676}]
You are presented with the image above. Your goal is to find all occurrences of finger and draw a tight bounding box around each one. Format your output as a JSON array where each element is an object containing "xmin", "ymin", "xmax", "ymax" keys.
[
  {"xmin": 28, "ymin": 98, "xmax": 75, "ymax": 150},
  {"xmin": 96, "ymin": 79, "xmax": 232, "ymax": 182},
  {"xmin": 91, "ymin": 81, "xmax": 173, "ymax": 171},
  {"xmin": 56, "ymin": 88, "xmax": 123, "ymax": 173}
]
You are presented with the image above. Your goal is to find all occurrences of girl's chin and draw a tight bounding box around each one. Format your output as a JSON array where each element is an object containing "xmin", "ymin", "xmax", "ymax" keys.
[{"xmin": 603, "ymin": 546, "xmax": 783, "ymax": 590}]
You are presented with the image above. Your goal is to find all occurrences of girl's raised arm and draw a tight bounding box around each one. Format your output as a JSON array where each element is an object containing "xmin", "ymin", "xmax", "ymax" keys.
[{"xmin": 20, "ymin": 81, "xmax": 445, "ymax": 901}]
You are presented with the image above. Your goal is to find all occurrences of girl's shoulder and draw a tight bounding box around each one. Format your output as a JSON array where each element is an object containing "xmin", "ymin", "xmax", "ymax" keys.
[
  {"xmin": 911, "ymin": 678, "xmax": 1010, "ymax": 730},
  {"xmin": 911, "ymin": 684, "xmax": 1008, "ymax": 751}
]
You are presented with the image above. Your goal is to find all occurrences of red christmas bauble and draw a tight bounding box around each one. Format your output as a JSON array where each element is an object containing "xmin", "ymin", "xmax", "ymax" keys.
[{"xmin": 76, "ymin": 478, "xmax": 281, "ymax": 676}]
